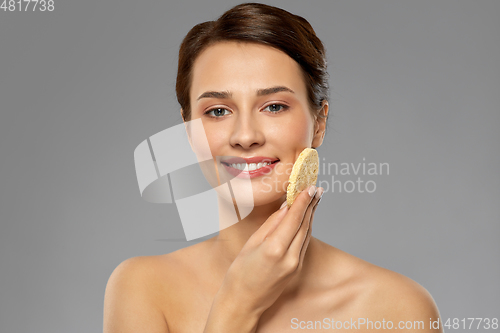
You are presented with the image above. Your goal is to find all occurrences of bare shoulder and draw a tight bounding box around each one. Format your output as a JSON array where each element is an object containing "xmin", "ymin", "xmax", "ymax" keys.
[
  {"xmin": 107, "ymin": 241, "xmax": 210, "ymax": 291},
  {"xmin": 103, "ymin": 255, "xmax": 170, "ymax": 332},
  {"xmin": 313, "ymin": 239, "xmax": 443, "ymax": 332},
  {"xmin": 366, "ymin": 264, "xmax": 440, "ymax": 315},
  {"xmin": 103, "ymin": 242, "xmax": 211, "ymax": 333}
]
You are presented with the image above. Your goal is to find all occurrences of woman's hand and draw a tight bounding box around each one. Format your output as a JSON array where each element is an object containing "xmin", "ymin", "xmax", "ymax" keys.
[{"xmin": 204, "ymin": 185, "xmax": 324, "ymax": 332}]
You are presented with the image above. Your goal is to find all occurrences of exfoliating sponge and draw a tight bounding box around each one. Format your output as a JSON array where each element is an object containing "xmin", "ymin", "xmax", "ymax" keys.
[{"xmin": 286, "ymin": 148, "xmax": 319, "ymax": 207}]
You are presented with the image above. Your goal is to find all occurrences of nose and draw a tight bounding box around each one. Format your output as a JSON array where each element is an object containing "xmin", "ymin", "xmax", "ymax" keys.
[{"xmin": 229, "ymin": 111, "xmax": 265, "ymax": 150}]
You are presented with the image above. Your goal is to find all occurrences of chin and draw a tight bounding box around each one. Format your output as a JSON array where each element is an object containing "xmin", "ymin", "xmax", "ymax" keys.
[
  {"xmin": 250, "ymin": 188, "xmax": 285, "ymax": 207},
  {"xmin": 223, "ymin": 174, "xmax": 287, "ymax": 208}
]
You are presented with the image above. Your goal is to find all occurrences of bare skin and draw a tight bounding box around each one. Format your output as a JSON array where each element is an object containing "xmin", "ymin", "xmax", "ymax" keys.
[{"xmin": 103, "ymin": 42, "xmax": 443, "ymax": 332}]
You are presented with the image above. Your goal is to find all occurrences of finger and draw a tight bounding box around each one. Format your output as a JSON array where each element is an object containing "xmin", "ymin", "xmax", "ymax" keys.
[
  {"xmin": 288, "ymin": 187, "xmax": 323, "ymax": 257},
  {"xmin": 297, "ymin": 189, "xmax": 322, "ymax": 266},
  {"xmin": 268, "ymin": 185, "xmax": 317, "ymax": 247}
]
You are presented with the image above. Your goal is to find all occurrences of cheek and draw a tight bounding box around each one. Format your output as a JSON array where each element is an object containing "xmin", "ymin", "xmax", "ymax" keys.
[
  {"xmin": 275, "ymin": 115, "xmax": 313, "ymax": 147},
  {"xmin": 271, "ymin": 116, "xmax": 313, "ymax": 176},
  {"xmin": 203, "ymin": 124, "xmax": 229, "ymax": 156}
]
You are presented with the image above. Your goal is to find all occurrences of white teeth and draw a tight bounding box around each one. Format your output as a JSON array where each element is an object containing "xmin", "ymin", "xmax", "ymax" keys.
[{"xmin": 227, "ymin": 162, "xmax": 272, "ymax": 170}]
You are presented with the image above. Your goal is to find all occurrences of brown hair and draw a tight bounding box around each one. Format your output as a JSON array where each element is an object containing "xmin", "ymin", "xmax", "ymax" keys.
[{"xmin": 176, "ymin": 2, "xmax": 329, "ymax": 126}]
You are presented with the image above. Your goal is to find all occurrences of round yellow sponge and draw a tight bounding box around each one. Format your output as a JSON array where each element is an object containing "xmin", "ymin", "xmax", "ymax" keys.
[{"xmin": 286, "ymin": 148, "xmax": 319, "ymax": 207}]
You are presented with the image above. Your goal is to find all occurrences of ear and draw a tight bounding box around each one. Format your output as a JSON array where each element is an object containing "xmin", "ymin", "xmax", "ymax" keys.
[{"xmin": 311, "ymin": 100, "xmax": 329, "ymax": 149}]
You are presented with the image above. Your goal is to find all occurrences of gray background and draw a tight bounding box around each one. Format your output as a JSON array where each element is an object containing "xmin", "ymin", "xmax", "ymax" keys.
[{"xmin": 0, "ymin": 0, "xmax": 498, "ymax": 332}]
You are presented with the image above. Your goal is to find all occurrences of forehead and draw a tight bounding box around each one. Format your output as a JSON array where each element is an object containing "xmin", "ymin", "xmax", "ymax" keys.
[{"xmin": 190, "ymin": 41, "xmax": 306, "ymax": 100}]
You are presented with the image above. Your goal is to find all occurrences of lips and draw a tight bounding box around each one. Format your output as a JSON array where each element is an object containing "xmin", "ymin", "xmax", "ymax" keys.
[
  {"xmin": 220, "ymin": 156, "xmax": 280, "ymax": 179},
  {"xmin": 221, "ymin": 156, "xmax": 279, "ymax": 164}
]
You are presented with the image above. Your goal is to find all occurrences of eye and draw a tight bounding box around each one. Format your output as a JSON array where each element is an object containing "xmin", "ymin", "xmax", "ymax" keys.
[
  {"xmin": 204, "ymin": 108, "xmax": 232, "ymax": 118},
  {"xmin": 263, "ymin": 104, "xmax": 289, "ymax": 113}
]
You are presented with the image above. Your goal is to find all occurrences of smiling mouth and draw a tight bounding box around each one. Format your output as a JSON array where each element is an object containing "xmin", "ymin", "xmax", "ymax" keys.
[{"xmin": 221, "ymin": 160, "xmax": 279, "ymax": 172}]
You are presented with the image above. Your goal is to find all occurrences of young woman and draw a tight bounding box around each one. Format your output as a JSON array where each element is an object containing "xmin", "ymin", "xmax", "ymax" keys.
[{"xmin": 104, "ymin": 3, "xmax": 443, "ymax": 332}]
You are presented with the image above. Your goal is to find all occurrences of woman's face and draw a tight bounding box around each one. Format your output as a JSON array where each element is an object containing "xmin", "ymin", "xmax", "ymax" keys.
[{"xmin": 186, "ymin": 41, "xmax": 327, "ymax": 207}]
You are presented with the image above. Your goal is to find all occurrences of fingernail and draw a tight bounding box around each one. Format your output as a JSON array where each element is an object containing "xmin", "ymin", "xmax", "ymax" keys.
[
  {"xmin": 316, "ymin": 187, "xmax": 324, "ymax": 199},
  {"xmin": 280, "ymin": 201, "xmax": 288, "ymax": 209},
  {"xmin": 308, "ymin": 186, "xmax": 317, "ymax": 198}
]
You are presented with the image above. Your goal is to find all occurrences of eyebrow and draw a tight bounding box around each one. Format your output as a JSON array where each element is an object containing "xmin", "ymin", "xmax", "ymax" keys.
[{"xmin": 196, "ymin": 86, "xmax": 295, "ymax": 101}]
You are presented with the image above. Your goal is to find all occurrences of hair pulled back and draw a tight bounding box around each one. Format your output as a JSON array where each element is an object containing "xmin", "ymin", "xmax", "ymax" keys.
[{"xmin": 176, "ymin": 2, "xmax": 329, "ymax": 123}]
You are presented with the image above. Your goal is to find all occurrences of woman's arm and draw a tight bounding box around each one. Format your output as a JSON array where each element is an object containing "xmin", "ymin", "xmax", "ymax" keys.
[
  {"xmin": 203, "ymin": 288, "xmax": 262, "ymax": 332},
  {"xmin": 103, "ymin": 257, "xmax": 169, "ymax": 333},
  {"xmin": 203, "ymin": 186, "xmax": 323, "ymax": 333}
]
